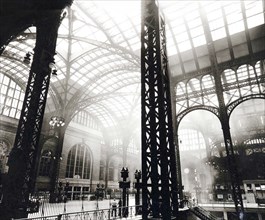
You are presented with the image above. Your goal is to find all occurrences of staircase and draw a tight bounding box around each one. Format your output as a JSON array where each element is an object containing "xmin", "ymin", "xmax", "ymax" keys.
[{"xmin": 190, "ymin": 206, "xmax": 219, "ymax": 220}]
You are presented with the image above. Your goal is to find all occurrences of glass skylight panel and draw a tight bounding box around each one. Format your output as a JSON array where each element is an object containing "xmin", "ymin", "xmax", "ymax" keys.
[
  {"xmin": 226, "ymin": 12, "xmax": 243, "ymax": 24},
  {"xmin": 228, "ymin": 21, "xmax": 245, "ymax": 35},
  {"xmin": 57, "ymin": 74, "xmax": 65, "ymax": 81},
  {"xmin": 187, "ymin": 16, "xmax": 201, "ymax": 30},
  {"xmin": 119, "ymin": 19, "xmax": 132, "ymax": 32},
  {"xmin": 71, "ymin": 41, "xmax": 88, "ymax": 56},
  {"xmin": 171, "ymin": 22, "xmax": 185, "ymax": 34},
  {"xmin": 56, "ymin": 39, "xmax": 69, "ymax": 58},
  {"xmin": 190, "ymin": 26, "xmax": 204, "ymax": 38},
  {"xmin": 206, "ymin": 6, "xmax": 227, "ymax": 41},
  {"xmin": 247, "ymin": 14, "xmax": 264, "ymax": 29},
  {"xmin": 123, "ymin": 28, "xmax": 136, "ymax": 39},
  {"xmin": 59, "ymin": 18, "xmax": 69, "ymax": 35},
  {"xmin": 73, "ymin": 20, "xmax": 90, "ymax": 36},
  {"xmin": 178, "ymin": 41, "xmax": 192, "ymax": 53},
  {"xmin": 176, "ymin": 32, "xmax": 189, "ymax": 43},
  {"xmin": 104, "ymin": 19, "xmax": 114, "ymax": 30},
  {"xmin": 207, "ymin": 8, "xmax": 223, "ymax": 22},
  {"xmin": 70, "ymin": 75, "xmax": 79, "ymax": 82},
  {"xmin": 92, "ymin": 85, "xmax": 101, "ymax": 94},
  {"xmin": 245, "ymin": 1, "xmax": 263, "ymax": 17},
  {"xmin": 192, "ymin": 35, "xmax": 206, "ymax": 47},
  {"xmin": 245, "ymin": 0, "xmax": 264, "ymax": 29},
  {"xmin": 73, "ymin": 5, "xmax": 97, "ymax": 28},
  {"xmin": 223, "ymin": 2, "xmax": 245, "ymax": 36},
  {"xmin": 109, "ymin": 26, "xmax": 120, "ymax": 38},
  {"xmin": 209, "ymin": 18, "xmax": 225, "ymax": 30},
  {"xmin": 211, "ymin": 28, "xmax": 226, "ymax": 41}
]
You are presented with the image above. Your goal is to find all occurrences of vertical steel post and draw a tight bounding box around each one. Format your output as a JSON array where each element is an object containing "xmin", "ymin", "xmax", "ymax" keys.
[
  {"xmin": 200, "ymin": 4, "xmax": 245, "ymax": 219},
  {"xmin": 141, "ymin": 0, "xmax": 179, "ymax": 219}
]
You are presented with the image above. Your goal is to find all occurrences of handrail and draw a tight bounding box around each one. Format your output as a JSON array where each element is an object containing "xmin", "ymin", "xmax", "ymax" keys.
[
  {"xmin": 187, "ymin": 201, "xmax": 218, "ymax": 220},
  {"xmin": 16, "ymin": 205, "xmax": 142, "ymax": 220}
]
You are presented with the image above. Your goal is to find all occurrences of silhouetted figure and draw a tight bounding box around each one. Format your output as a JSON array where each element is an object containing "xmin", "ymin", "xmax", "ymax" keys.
[{"xmin": 111, "ymin": 198, "xmax": 117, "ymax": 217}]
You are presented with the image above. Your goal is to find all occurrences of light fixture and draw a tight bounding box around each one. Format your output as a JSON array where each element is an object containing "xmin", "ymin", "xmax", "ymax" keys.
[
  {"xmin": 48, "ymin": 61, "xmax": 56, "ymax": 69},
  {"xmin": 52, "ymin": 69, "xmax": 58, "ymax": 76},
  {"xmin": 23, "ymin": 52, "xmax": 32, "ymax": 64},
  {"xmin": 49, "ymin": 116, "xmax": 65, "ymax": 127},
  {"xmin": 49, "ymin": 61, "xmax": 57, "ymax": 76}
]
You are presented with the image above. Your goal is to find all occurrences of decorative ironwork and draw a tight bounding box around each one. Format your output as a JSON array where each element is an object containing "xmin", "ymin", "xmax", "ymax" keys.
[
  {"xmin": 176, "ymin": 105, "xmax": 220, "ymax": 126},
  {"xmin": 227, "ymin": 94, "xmax": 265, "ymax": 117},
  {"xmin": 141, "ymin": 0, "xmax": 178, "ymax": 219}
]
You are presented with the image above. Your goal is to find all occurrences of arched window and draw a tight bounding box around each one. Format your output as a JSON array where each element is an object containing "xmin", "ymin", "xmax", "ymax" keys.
[
  {"xmin": 65, "ymin": 144, "xmax": 91, "ymax": 179},
  {"xmin": 39, "ymin": 150, "xmax": 52, "ymax": 176},
  {"xmin": 179, "ymin": 129, "xmax": 206, "ymax": 151},
  {"xmin": 0, "ymin": 73, "xmax": 24, "ymax": 119}
]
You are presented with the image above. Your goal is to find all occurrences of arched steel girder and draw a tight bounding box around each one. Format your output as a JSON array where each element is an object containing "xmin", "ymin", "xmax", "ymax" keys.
[
  {"xmin": 98, "ymin": 7, "xmax": 134, "ymax": 53},
  {"xmin": 67, "ymin": 64, "xmax": 139, "ymax": 106},
  {"xmin": 20, "ymin": 33, "xmax": 140, "ymax": 66},
  {"xmin": 1, "ymin": 47, "xmax": 62, "ymax": 112},
  {"xmin": 176, "ymin": 105, "xmax": 220, "ymax": 130},
  {"xmin": 47, "ymin": 65, "xmax": 139, "ymax": 118},
  {"xmin": 72, "ymin": 91, "xmax": 137, "ymax": 113},
  {"xmin": 0, "ymin": 69, "xmax": 26, "ymax": 92},
  {"xmin": 227, "ymin": 94, "xmax": 265, "ymax": 118},
  {"xmin": 64, "ymin": 52, "xmax": 137, "ymax": 95},
  {"xmin": 68, "ymin": 36, "xmax": 140, "ymax": 65},
  {"xmin": 75, "ymin": 91, "xmax": 140, "ymax": 121},
  {"xmin": 16, "ymin": 33, "xmax": 139, "ymax": 104},
  {"xmin": 58, "ymin": 90, "xmax": 139, "ymax": 131},
  {"xmin": 68, "ymin": 78, "xmax": 140, "ymax": 113},
  {"xmin": 89, "ymin": 102, "xmax": 119, "ymax": 128},
  {"xmin": 74, "ymin": 2, "xmax": 115, "ymax": 45},
  {"xmin": 51, "ymin": 54, "xmax": 139, "ymax": 109}
]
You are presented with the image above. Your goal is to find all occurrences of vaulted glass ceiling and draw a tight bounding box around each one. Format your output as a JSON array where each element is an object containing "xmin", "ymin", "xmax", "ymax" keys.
[{"xmin": 0, "ymin": 0, "xmax": 264, "ymax": 129}]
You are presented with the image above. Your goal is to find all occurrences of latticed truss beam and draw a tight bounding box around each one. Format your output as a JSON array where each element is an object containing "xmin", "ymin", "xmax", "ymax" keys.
[{"xmin": 141, "ymin": 1, "xmax": 178, "ymax": 219}]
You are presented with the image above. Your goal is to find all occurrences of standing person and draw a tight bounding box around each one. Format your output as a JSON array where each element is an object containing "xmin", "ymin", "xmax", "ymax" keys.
[{"xmin": 111, "ymin": 198, "xmax": 117, "ymax": 217}]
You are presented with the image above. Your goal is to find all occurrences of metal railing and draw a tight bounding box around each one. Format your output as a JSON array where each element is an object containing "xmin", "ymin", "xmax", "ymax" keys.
[{"xmin": 16, "ymin": 205, "xmax": 142, "ymax": 220}]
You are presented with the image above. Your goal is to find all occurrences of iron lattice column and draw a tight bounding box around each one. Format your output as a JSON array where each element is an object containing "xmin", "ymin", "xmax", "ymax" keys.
[
  {"xmin": 1, "ymin": 10, "xmax": 63, "ymax": 219},
  {"xmin": 141, "ymin": 1, "xmax": 178, "ymax": 219},
  {"xmin": 199, "ymin": 5, "xmax": 245, "ymax": 219}
]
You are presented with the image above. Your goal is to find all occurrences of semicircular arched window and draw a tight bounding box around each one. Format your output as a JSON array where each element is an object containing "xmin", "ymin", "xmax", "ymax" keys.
[{"xmin": 65, "ymin": 144, "xmax": 91, "ymax": 179}]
